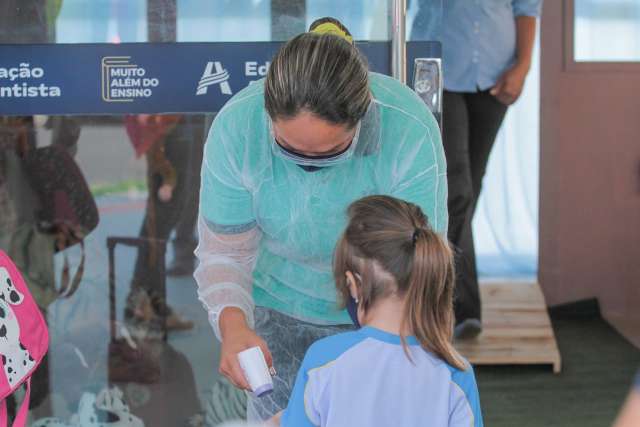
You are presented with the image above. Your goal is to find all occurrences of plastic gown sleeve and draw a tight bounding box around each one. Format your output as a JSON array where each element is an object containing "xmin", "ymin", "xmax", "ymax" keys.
[
  {"xmin": 195, "ymin": 107, "xmax": 261, "ymax": 341},
  {"xmin": 194, "ymin": 216, "xmax": 261, "ymax": 341}
]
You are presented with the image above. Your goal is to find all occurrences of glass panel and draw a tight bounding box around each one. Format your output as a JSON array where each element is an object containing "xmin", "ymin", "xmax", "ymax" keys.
[
  {"xmin": 306, "ymin": 0, "xmax": 390, "ymax": 41},
  {"xmin": 1, "ymin": 113, "xmax": 220, "ymax": 425},
  {"xmin": 177, "ymin": 0, "xmax": 272, "ymax": 42},
  {"xmin": 0, "ymin": 1, "xmax": 446, "ymax": 425},
  {"xmin": 177, "ymin": 0, "xmax": 394, "ymax": 42},
  {"xmin": 2, "ymin": 0, "xmax": 446, "ymax": 45},
  {"xmin": 408, "ymin": 0, "xmax": 443, "ymax": 42},
  {"xmin": 575, "ymin": 0, "xmax": 640, "ymax": 62},
  {"xmin": 56, "ymin": 0, "xmax": 148, "ymax": 43}
]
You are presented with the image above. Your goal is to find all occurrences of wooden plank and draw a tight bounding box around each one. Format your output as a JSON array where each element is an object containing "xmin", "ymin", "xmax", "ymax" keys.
[{"xmin": 454, "ymin": 282, "xmax": 562, "ymax": 374}]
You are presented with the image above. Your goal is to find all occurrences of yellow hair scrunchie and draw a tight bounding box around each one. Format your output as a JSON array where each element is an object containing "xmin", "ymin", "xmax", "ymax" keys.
[{"xmin": 310, "ymin": 22, "xmax": 354, "ymax": 44}]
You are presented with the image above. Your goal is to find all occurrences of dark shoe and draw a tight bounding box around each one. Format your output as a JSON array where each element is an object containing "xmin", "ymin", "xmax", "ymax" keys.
[
  {"xmin": 109, "ymin": 338, "xmax": 162, "ymax": 384},
  {"xmin": 454, "ymin": 318, "xmax": 482, "ymax": 340},
  {"xmin": 124, "ymin": 290, "xmax": 194, "ymax": 338},
  {"xmin": 148, "ymin": 294, "xmax": 194, "ymax": 331}
]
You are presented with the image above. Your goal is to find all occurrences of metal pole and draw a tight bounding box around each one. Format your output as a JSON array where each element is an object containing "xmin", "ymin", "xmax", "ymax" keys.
[{"xmin": 391, "ymin": 0, "xmax": 407, "ymax": 84}]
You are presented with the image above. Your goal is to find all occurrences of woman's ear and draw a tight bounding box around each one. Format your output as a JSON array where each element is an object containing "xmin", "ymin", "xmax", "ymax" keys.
[{"xmin": 345, "ymin": 271, "xmax": 359, "ymax": 302}]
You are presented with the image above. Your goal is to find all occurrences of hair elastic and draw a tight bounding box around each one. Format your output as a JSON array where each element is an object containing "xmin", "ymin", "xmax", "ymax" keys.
[
  {"xmin": 310, "ymin": 22, "xmax": 354, "ymax": 44},
  {"xmin": 412, "ymin": 228, "xmax": 420, "ymax": 245}
]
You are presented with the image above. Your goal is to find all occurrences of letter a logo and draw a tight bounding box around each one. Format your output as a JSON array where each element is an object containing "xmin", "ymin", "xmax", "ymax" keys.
[{"xmin": 197, "ymin": 61, "xmax": 232, "ymax": 96}]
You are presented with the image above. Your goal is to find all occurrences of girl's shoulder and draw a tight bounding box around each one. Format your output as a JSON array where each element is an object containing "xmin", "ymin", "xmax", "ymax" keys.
[
  {"xmin": 445, "ymin": 359, "xmax": 480, "ymax": 397},
  {"xmin": 301, "ymin": 330, "xmax": 367, "ymax": 371}
]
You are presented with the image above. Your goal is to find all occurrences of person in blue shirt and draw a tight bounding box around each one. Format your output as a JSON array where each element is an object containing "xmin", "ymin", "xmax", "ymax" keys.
[
  {"xmin": 411, "ymin": 0, "xmax": 543, "ymax": 338},
  {"xmin": 279, "ymin": 195, "xmax": 482, "ymax": 427}
]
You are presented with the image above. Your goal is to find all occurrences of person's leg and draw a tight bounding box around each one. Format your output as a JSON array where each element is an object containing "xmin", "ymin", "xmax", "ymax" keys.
[
  {"xmin": 167, "ymin": 116, "xmax": 206, "ymax": 276},
  {"xmin": 129, "ymin": 178, "xmax": 182, "ymax": 298},
  {"xmin": 128, "ymin": 117, "xmax": 194, "ymax": 329},
  {"xmin": 454, "ymin": 208, "xmax": 480, "ymax": 326},
  {"xmin": 441, "ymin": 91, "xmax": 480, "ymax": 326},
  {"xmin": 442, "ymin": 91, "xmax": 472, "ymax": 245},
  {"xmin": 49, "ymin": 116, "xmax": 81, "ymax": 157},
  {"xmin": 246, "ymin": 308, "xmax": 353, "ymax": 421},
  {"xmin": 168, "ymin": 193, "xmax": 198, "ymax": 275},
  {"xmin": 465, "ymin": 90, "xmax": 508, "ymax": 210},
  {"xmin": 452, "ymin": 91, "xmax": 508, "ymax": 336}
]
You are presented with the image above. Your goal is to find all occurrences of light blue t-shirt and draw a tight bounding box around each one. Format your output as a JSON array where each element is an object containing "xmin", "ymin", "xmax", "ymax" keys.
[{"xmin": 282, "ymin": 327, "xmax": 483, "ymax": 427}]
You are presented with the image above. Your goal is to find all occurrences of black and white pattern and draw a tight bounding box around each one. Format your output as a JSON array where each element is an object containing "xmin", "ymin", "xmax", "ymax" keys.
[
  {"xmin": 0, "ymin": 267, "xmax": 33, "ymax": 388},
  {"xmin": 0, "ymin": 266, "xmax": 24, "ymax": 305},
  {"xmin": 0, "ymin": 298, "xmax": 34, "ymax": 387}
]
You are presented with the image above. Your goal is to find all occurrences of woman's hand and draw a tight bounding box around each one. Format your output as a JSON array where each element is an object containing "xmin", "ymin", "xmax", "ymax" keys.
[
  {"xmin": 158, "ymin": 184, "xmax": 174, "ymax": 202},
  {"xmin": 490, "ymin": 63, "xmax": 529, "ymax": 106},
  {"xmin": 219, "ymin": 307, "xmax": 274, "ymax": 390}
]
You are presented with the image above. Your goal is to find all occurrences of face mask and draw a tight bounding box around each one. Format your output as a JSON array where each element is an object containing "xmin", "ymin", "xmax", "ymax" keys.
[
  {"xmin": 345, "ymin": 272, "xmax": 362, "ymax": 328},
  {"xmin": 269, "ymin": 120, "xmax": 362, "ymax": 168},
  {"xmin": 275, "ymin": 140, "xmax": 351, "ymax": 172},
  {"xmin": 297, "ymin": 164, "xmax": 324, "ymax": 173}
]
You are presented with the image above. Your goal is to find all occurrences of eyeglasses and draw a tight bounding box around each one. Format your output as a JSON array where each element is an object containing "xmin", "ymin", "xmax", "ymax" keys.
[{"xmin": 268, "ymin": 119, "xmax": 362, "ymax": 168}]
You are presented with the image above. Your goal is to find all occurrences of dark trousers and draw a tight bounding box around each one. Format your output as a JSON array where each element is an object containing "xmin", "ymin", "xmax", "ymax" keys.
[
  {"xmin": 130, "ymin": 116, "xmax": 205, "ymax": 299},
  {"xmin": 443, "ymin": 90, "xmax": 508, "ymax": 322}
]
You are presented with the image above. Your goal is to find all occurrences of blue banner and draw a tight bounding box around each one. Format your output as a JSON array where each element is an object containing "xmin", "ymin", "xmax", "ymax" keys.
[{"xmin": 0, "ymin": 41, "xmax": 440, "ymax": 115}]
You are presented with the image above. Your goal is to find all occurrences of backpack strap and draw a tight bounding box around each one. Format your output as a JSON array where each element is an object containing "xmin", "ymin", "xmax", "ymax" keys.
[
  {"xmin": 11, "ymin": 379, "xmax": 31, "ymax": 427},
  {"xmin": 58, "ymin": 240, "xmax": 85, "ymax": 298},
  {"xmin": 0, "ymin": 379, "xmax": 31, "ymax": 427},
  {"xmin": 0, "ymin": 395, "xmax": 7, "ymax": 427}
]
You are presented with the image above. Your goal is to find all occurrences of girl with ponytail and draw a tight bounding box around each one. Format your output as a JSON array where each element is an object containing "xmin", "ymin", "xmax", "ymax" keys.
[{"xmin": 280, "ymin": 195, "xmax": 483, "ymax": 427}]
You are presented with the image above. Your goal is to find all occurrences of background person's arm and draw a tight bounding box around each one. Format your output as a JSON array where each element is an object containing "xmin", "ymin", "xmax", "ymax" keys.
[
  {"xmin": 491, "ymin": 0, "xmax": 543, "ymax": 105},
  {"xmin": 490, "ymin": 16, "xmax": 537, "ymax": 105}
]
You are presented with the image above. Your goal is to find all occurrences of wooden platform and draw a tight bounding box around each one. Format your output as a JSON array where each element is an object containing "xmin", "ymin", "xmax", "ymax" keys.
[{"xmin": 454, "ymin": 281, "xmax": 562, "ymax": 373}]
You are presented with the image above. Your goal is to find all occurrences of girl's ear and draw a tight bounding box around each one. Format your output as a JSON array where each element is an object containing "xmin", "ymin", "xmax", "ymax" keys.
[{"xmin": 345, "ymin": 271, "xmax": 359, "ymax": 301}]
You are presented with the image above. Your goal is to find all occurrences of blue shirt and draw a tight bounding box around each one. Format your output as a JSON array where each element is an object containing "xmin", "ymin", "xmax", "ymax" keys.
[
  {"xmin": 282, "ymin": 327, "xmax": 483, "ymax": 427},
  {"xmin": 411, "ymin": 0, "xmax": 543, "ymax": 92}
]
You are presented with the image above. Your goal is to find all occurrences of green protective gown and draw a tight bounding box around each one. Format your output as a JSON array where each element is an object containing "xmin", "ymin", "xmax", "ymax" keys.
[{"xmin": 198, "ymin": 72, "xmax": 447, "ymax": 326}]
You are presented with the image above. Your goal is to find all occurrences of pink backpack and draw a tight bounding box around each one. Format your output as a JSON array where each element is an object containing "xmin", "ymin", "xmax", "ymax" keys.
[{"xmin": 0, "ymin": 251, "xmax": 49, "ymax": 426}]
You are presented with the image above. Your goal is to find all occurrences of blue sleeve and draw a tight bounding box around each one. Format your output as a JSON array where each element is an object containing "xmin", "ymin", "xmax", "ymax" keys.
[
  {"xmin": 281, "ymin": 351, "xmax": 320, "ymax": 427},
  {"xmin": 199, "ymin": 112, "xmax": 255, "ymax": 231},
  {"xmin": 512, "ymin": 0, "xmax": 543, "ymax": 17},
  {"xmin": 390, "ymin": 118, "xmax": 449, "ymax": 236},
  {"xmin": 449, "ymin": 366, "xmax": 483, "ymax": 427}
]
